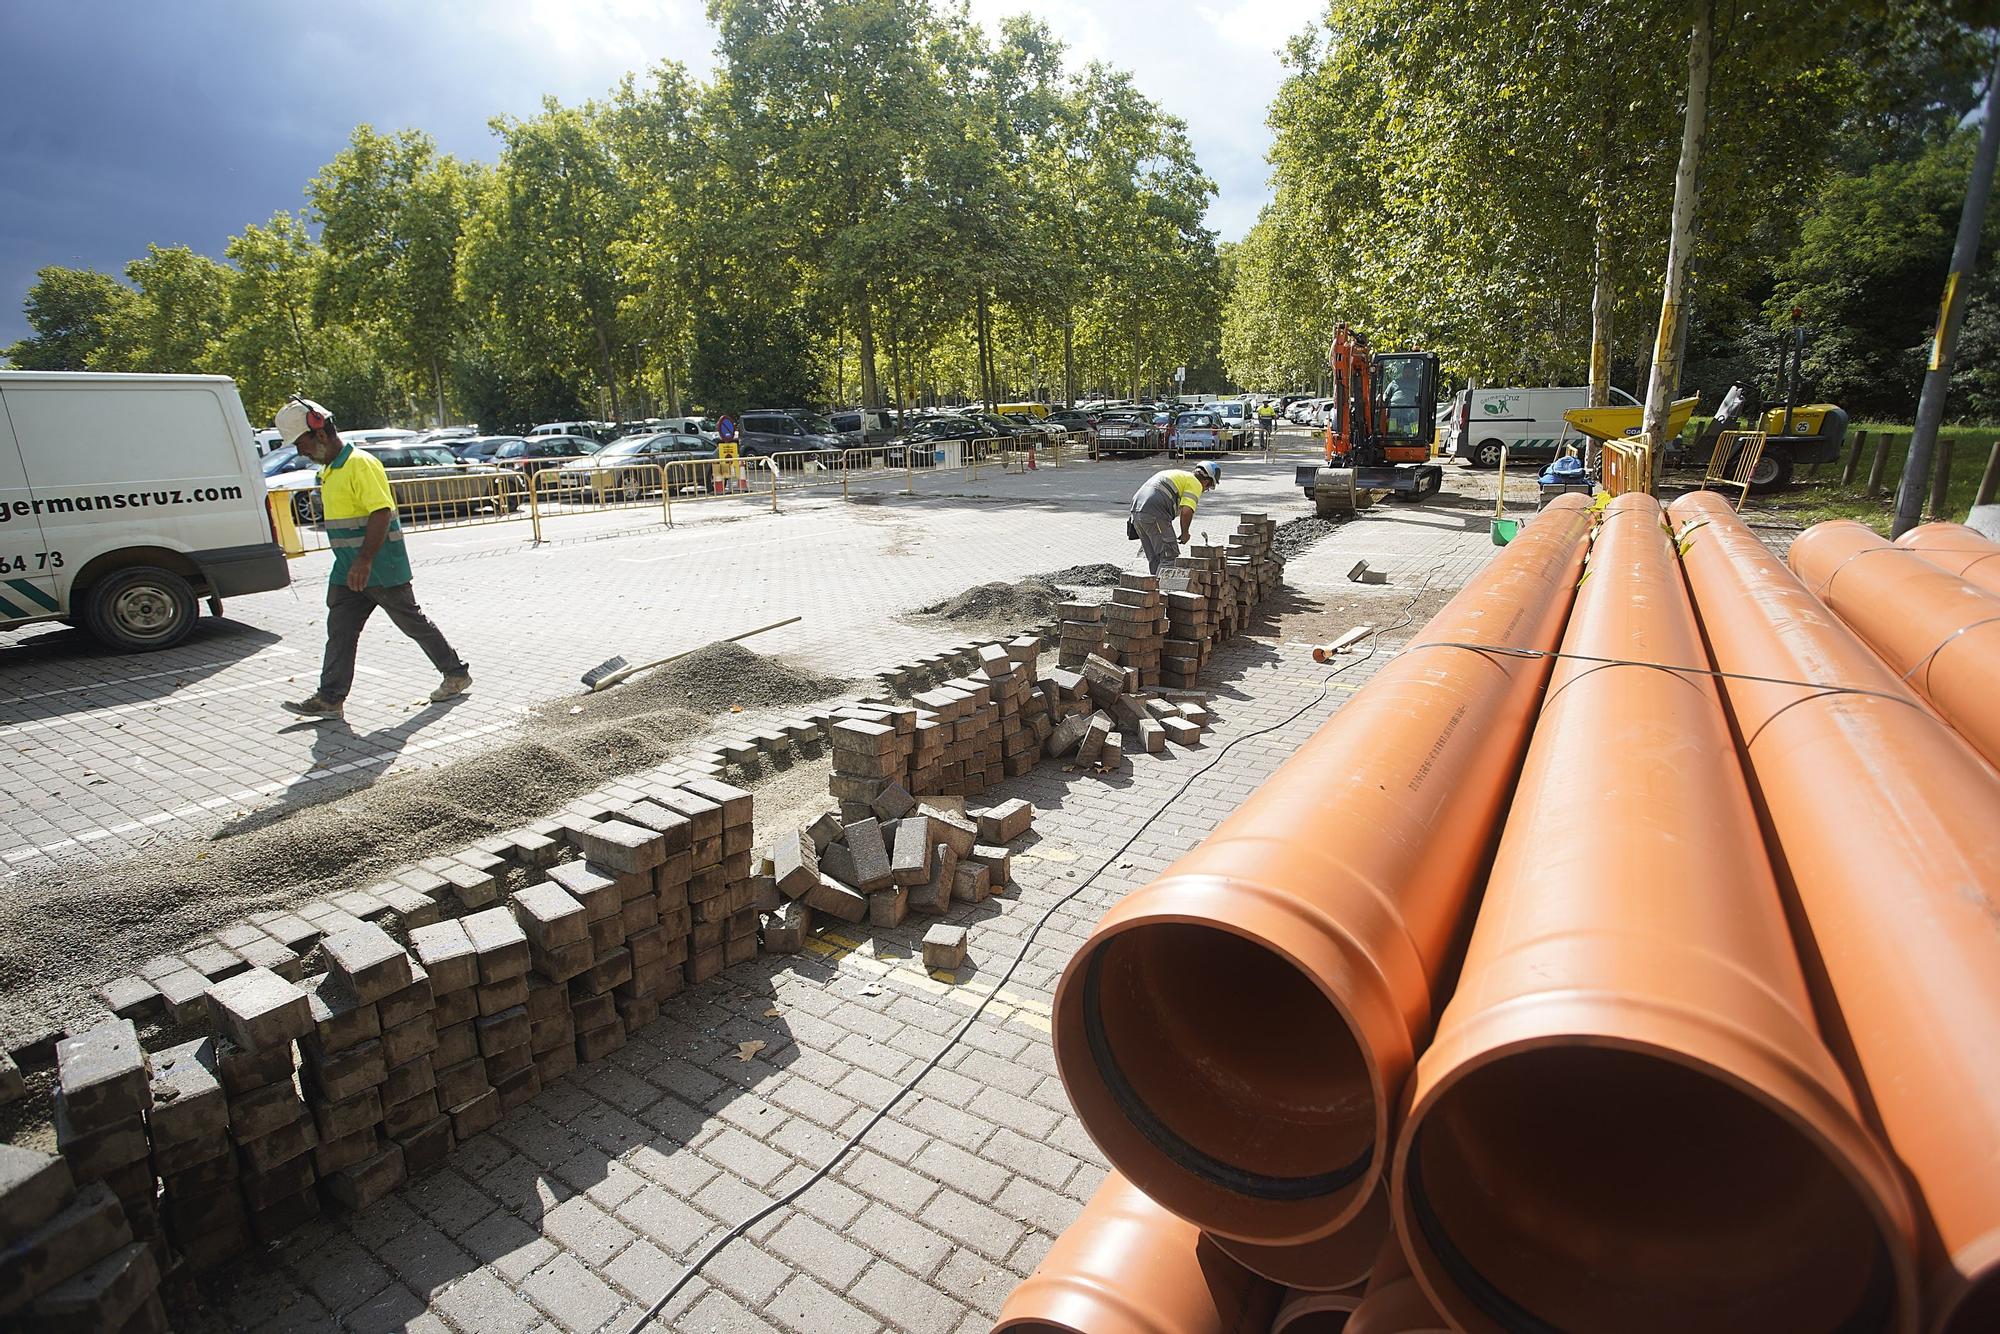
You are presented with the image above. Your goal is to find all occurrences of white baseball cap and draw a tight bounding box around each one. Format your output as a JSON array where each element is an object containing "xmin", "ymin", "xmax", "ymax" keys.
[{"xmin": 274, "ymin": 397, "xmax": 334, "ymax": 445}]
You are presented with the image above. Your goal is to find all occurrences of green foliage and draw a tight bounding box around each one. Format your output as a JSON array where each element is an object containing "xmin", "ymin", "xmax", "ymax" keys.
[
  {"xmin": 4, "ymin": 267, "xmax": 136, "ymax": 370},
  {"xmin": 689, "ymin": 305, "xmax": 824, "ymax": 409},
  {"xmin": 1768, "ymin": 131, "xmax": 1999, "ymax": 420},
  {"xmin": 1233, "ymin": 0, "xmax": 1990, "ymax": 410},
  {"xmin": 93, "ymin": 244, "xmax": 230, "ymax": 373}
]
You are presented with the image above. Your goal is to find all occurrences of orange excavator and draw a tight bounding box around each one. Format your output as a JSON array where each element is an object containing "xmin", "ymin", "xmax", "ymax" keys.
[{"xmin": 1294, "ymin": 325, "xmax": 1443, "ymax": 515}]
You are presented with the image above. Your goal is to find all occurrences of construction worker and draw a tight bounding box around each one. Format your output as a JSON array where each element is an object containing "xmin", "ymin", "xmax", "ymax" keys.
[
  {"xmin": 1258, "ymin": 399, "xmax": 1276, "ymax": 443},
  {"xmin": 275, "ymin": 398, "xmax": 471, "ymax": 721},
  {"xmin": 1128, "ymin": 460, "xmax": 1219, "ymax": 574}
]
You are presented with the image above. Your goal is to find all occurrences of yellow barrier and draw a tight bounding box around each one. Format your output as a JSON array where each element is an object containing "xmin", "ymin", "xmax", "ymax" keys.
[
  {"xmin": 529, "ymin": 462, "xmax": 670, "ymax": 542},
  {"xmin": 1603, "ymin": 438, "xmax": 1654, "ymax": 497},
  {"xmin": 1700, "ymin": 430, "xmax": 1768, "ymax": 508}
]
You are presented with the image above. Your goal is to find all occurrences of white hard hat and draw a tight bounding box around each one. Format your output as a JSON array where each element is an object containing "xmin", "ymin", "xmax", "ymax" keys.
[{"xmin": 274, "ymin": 397, "xmax": 334, "ymax": 445}]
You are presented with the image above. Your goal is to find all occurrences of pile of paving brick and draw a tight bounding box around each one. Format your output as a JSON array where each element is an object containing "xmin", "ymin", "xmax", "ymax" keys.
[
  {"xmin": 826, "ymin": 636, "xmax": 1048, "ymax": 814},
  {"xmin": 0, "ymin": 780, "xmax": 769, "ymax": 1290},
  {"xmin": 763, "ymin": 799, "xmax": 1033, "ymax": 944},
  {"xmin": 1058, "ymin": 514, "xmax": 1283, "ymax": 692}
]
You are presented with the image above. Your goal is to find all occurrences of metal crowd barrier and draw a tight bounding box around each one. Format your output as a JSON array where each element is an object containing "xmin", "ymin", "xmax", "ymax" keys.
[
  {"xmin": 269, "ymin": 431, "xmax": 1116, "ymax": 557},
  {"xmin": 1603, "ymin": 438, "xmax": 1654, "ymax": 497}
]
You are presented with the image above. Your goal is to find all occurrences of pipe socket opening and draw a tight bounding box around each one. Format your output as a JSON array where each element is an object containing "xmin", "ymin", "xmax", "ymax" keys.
[
  {"xmin": 1085, "ymin": 923, "xmax": 1373, "ymax": 1198},
  {"xmin": 1408, "ymin": 1047, "xmax": 1896, "ymax": 1334},
  {"xmin": 1937, "ymin": 1270, "xmax": 2000, "ymax": 1334}
]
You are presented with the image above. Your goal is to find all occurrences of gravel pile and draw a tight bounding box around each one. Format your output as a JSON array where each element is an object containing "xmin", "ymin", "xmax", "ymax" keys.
[
  {"xmin": 0, "ymin": 643, "xmax": 847, "ymax": 1045},
  {"xmin": 917, "ymin": 578, "xmax": 1067, "ymax": 624},
  {"xmin": 1039, "ymin": 563, "xmax": 1125, "ymax": 587}
]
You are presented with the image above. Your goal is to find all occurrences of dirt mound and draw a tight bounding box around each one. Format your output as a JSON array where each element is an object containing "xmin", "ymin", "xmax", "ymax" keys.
[
  {"xmin": 917, "ymin": 578, "xmax": 1066, "ymax": 624},
  {"xmin": 1038, "ymin": 563, "xmax": 1125, "ymax": 587},
  {"xmin": 0, "ymin": 642, "xmax": 847, "ymax": 1045}
]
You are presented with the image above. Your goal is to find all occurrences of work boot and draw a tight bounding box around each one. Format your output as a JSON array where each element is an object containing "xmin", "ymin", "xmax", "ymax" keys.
[
  {"xmin": 431, "ymin": 672, "xmax": 473, "ymax": 703},
  {"xmin": 281, "ymin": 694, "xmax": 344, "ymax": 720}
]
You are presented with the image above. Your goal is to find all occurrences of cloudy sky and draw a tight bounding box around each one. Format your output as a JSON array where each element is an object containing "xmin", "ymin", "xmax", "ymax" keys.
[{"xmin": 0, "ymin": 0, "xmax": 1323, "ymax": 350}]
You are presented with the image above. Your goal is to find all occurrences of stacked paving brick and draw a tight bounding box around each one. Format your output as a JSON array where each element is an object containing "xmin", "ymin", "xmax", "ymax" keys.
[
  {"xmin": 832, "ymin": 637, "xmax": 1051, "ymax": 816},
  {"xmin": 50, "ymin": 1019, "xmax": 158, "ymax": 1264},
  {"xmin": 0, "ymin": 774, "xmax": 814, "ymax": 1303},
  {"xmin": 2, "ymin": 1140, "xmax": 166, "ymax": 1331}
]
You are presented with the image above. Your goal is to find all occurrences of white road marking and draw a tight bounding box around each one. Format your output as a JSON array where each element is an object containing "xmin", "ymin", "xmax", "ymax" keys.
[{"xmin": 3, "ymin": 646, "xmax": 299, "ymax": 704}]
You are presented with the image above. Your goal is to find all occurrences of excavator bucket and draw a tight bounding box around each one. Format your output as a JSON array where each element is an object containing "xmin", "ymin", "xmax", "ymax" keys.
[{"xmin": 1313, "ymin": 467, "xmax": 1376, "ymax": 517}]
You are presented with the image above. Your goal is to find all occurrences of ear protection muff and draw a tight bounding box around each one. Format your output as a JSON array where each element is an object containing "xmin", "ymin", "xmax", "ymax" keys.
[{"xmin": 289, "ymin": 395, "xmax": 328, "ymax": 433}]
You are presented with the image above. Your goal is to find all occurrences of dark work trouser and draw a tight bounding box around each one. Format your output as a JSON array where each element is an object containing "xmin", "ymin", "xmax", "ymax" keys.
[
  {"xmin": 319, "ymin": 581, "xmax": 466, "ymax": 704},
  {"xmin": 1132, "ymin": 513, "xmax": 1180, "ymax": 574}
]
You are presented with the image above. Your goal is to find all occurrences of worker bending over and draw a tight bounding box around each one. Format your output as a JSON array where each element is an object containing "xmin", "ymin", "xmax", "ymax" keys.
[{"xmin": 1128, "ymin": 461, "xmax": 1219, "ymax": 574}]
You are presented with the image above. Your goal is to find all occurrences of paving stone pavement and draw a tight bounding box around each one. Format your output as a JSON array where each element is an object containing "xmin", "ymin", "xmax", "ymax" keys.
[
  {"xmin": 3, "ymin": 456, "xmax": 1393, "ymax": 874},
  {"xmin": 151, "ymin": 463, "xmax": 1515, "ymax": 1334}
]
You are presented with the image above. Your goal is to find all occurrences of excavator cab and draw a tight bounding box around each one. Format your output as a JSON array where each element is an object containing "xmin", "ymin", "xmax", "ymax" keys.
[
  {"xmin": 1298, "ymin": 328, "xmax": 1443, "ymax": 515},
  {"xmin": 1375, "ymin": 352, "xmax": 1438, "ymax": 465}
]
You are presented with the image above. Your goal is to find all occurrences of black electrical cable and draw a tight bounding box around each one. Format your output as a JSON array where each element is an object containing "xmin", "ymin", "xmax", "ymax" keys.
[{"xmin": 624, "ymin": 570, "xmax": 1446, "ymax": 1332}]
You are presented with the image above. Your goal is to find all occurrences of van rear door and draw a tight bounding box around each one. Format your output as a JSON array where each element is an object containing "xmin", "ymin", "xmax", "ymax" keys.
[{"xmin": 0, "ymin": 394, "xmax": 60, "ymax": 625}]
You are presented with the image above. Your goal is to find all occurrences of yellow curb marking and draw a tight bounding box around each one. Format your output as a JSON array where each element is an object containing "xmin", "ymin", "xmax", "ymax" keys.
[{"xmin": 802, "ymin": 928, "xmax": 1053, "ymax": 1035}]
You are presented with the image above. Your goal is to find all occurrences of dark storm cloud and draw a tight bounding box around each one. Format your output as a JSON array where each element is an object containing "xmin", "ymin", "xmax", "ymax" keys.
[{"xmin": 0, "ymin": 0, "xmax": 710, "ymax": 347}]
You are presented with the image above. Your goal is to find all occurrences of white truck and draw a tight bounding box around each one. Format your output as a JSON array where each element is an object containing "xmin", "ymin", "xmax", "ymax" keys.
[
  {"xmin": 0, "ymin": 372, "xmax": 290, "ymax": 651},
  {"xmin": 1445, "ymin": 384, "xmax": 1642, "ymax": 467}
]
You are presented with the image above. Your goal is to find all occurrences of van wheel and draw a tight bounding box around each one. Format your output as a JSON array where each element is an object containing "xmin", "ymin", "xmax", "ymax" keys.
[
  {"xmin": 83, "ymin": 567, "xmax": 197, "ymax": 652},
  {"xmin": 1473, "ymin": 440, "xmax": 1504, "ymax": 469}
]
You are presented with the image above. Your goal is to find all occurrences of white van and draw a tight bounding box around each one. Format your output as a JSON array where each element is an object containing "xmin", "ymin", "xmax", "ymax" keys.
[
  {"xmin": 0, "ymin": 372, "xmax": 290, "ymax": 651},
  {"xmin": 1447, "ymin": 384, "xmax": 1641, "ymax": 467}
]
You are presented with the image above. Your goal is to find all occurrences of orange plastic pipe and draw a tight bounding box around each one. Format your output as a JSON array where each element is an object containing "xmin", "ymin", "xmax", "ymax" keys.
[
  {"xmin": 1343, "ymin": 1236, "xmax": 1449, "ymax": 1334},
  {"xmin": 1787, "ymin": 519, "xmax": 2000, "ymax": 769},
  {"xmin": 1895, "ymin": 520, "xmax": 2000, "ymax": 599},
  {"xmin": 1676, "ymin": 491, "xmax": 2000, "ymax": 1334},
  {"xmin": 991, "ymin": 1170, "xmax": 1280, "ymax": 1334},
  {"xmin": 1212, "ymin": 1184, "xmax": 1389, "ymax": 1292},
  {"xmin": 1271, "ymin": 1284, "xmax": 1364, "ymax": 1332},
  {"xmin": 1394, "ymin": 493, "xmax": 1918, "ymax": 1334},
  {"xmin": 1052, "ymin": 495, "xmax": 1595, "ymax": 1246}
]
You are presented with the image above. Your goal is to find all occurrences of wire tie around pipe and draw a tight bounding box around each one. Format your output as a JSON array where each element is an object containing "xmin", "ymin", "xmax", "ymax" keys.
[
  {"xmin": 1403, "ymin": 641, "xmax": 1933, "ymax": 713},
  {"xmin": 1896, "ymin": 613, "xmax": 2000, "ymax": 686}
]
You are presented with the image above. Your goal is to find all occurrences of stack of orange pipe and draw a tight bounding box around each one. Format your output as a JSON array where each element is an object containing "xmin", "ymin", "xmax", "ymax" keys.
[
  {"xmin": 1392, "ymin": 493, "xmax": 1917, "ymax": 1333},
  {"xmin": 1896, "ymin": 520, "xmax": 2000, "ymax": 597},
  {"xmin": 1675, "ymin": 492, "xmax": 2000, "ymax": 1334},
  {"xmin": 1786, "ymin": 519, "xmax": 2000, "ymax": 768},
  {"xmin": 1050, "ymin": 494, "xmax": 1595, "ymax": 1252}
]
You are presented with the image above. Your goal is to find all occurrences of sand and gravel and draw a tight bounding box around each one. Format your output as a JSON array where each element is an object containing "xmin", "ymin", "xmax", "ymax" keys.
[{"xmin": 0, "ymin": 643, "xmax": 846, "ymax": 1046}]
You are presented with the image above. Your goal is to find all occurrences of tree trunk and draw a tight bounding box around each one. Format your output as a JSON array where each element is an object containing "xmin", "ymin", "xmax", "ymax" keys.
[
  {"xmin": 1063, "ymin": 313, "xmax": 1076, "ymax": 409},
  {"xmin": 1641, "ymin": 0, "xmax": 1711, "ymax": 458},
  {"xmin": 431, "ymin": 352, "xmax": 448, "ymax": 426},
  {"xmin": 1589, "ymin": 211, "xmax": 1614, "ymax": 409},
  {"xmin": 856, "ymin": 301, "xmax": 880, "ymax": 409},
  {"xmin": 889, "ymin": 319, "xmax": 906, "ymax": 431},
  {"xmin": 974, "ymin": 289, "xmax": 994, "ymax": 411},
  {"xmin": 594, "ymin": 321, "xmax": 621, "ymax": 422}
]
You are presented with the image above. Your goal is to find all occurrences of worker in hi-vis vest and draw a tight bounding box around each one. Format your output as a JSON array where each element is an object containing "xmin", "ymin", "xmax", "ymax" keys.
[
  {"xmin": 275, "ymin": 398, "xmax": 471, "ymax": 721},
  {"xmin": 1127, "ymin": 461, "xmax": 1219, "ymax": 574}
]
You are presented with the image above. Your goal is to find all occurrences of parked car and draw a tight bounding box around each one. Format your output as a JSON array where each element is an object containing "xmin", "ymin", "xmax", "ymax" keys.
[
  {"xmin": 1093, "ymin": 410, "xmax": 1165, "ymax": 455},
  {"xmin": 1045, "ymin": 409, "xmax": 1096, "ymax": 433},
  {"xmin": 655, "ymin": 415, "xmax": 720, "ymax": 445},
  {"xmin": 529, "ymin": 420, "xmax": 615, "ymax": 443},
  {"xmin": 1169, "ymin": 410, "xmax": 1230, "ymax": 458},
  {"xmin": 554, "ymin": 430, "xmax": 716, "ymax": 500},
  {"xmin": 829, "ymin": 408, "xmax": 897, "ymax": 445},
  {"xmin": 451, "ymin": 436, "xmax": 518, "ymax": 463},
  {"xmin": 491, "ymin": 436, "xmax": 599, "ymax": 488},
  {"xmin": 265, "ymin": 442, "xmax": 515, "ymax": 523},
  {"xmin": 884, "ymin": 415, "xmax": 985, "ymax": 466},
  {"xmin": 339, "ymin": 427, "xmax": 420, "ymax": 448},
  {"xmin": 1210, "ymin": 400, "xmax": 1251, "ymax": 445},
  {"xmin": 738, "ymin": 409, "xmax": 853, "ymax": 467},
  {"xmin": 960, "ymin": 410, "xmax": 1051, "ymax": 448}
]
